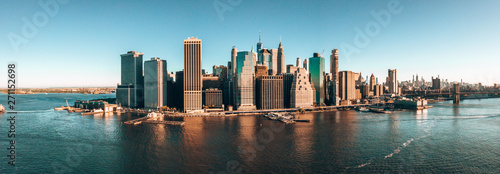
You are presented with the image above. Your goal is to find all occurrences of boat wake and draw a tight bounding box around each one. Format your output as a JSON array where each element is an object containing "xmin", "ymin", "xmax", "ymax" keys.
[{"xmin": 345, "ymin": 119, "xmax": 435, "ymax": 172}]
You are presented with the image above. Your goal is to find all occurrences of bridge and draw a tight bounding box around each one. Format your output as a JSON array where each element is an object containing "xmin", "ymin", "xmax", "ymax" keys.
[{"xmin": 403, "ymin": 85, "xmax": 500, "ymax": 104}]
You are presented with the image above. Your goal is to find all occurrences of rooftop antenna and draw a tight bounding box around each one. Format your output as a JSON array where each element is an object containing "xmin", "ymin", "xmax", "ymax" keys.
[{"xmin": 259, "ymin": 30, "xmax": 261, "ymax": 42}]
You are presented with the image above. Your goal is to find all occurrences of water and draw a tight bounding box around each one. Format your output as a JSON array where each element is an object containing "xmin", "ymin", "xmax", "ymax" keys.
[{"xmin": 0, "ymin": 94, "xmax": 499, "ymax": 173}]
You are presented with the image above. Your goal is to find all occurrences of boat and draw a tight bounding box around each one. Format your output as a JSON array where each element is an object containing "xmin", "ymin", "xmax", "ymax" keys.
[
  {"xmin": 0, "ymin": 104, "xmax": 5, "ymax": 113},
  {"xmin": 147, "ymin": 112, "xmax": 165, "ymax": 121},
  {"xmin": 356, "ymin": 107, "xmax": 370, "ymax": 112},
  {"xmin": 54, "ymin": 107, "xmax": 64, "ymax": 111},
  {"xmin": 369, "ymin": 108, "xmax": 391, "ymax": 114}
]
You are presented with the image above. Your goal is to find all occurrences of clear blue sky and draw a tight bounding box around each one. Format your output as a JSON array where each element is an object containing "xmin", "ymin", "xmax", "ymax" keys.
[{"xmin": 1, "ymin": 0, "xmax": 499, "ymax": 88}]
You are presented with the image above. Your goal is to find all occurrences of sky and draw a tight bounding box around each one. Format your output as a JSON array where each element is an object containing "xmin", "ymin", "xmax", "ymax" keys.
[{"xmin": 1, "ymin": 0, "xmax": 499, "ymax": 88}]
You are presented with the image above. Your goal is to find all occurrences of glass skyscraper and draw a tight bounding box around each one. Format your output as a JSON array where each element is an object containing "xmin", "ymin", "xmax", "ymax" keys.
[
  {"xmin": 308, "ymin": 53, "xmax": 325, "ymax": 105},
  {"xmin": 234, "ymin": 50, "xmax": 257, "ymax": 110}
]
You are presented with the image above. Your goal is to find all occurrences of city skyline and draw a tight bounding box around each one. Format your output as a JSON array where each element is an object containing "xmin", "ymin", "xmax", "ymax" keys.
[{"xmin": 1, "ymin": 0, "xmax": 500, "ymax": 88}]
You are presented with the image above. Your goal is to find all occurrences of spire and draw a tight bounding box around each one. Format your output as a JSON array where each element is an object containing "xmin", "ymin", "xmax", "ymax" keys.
[
  {"xmin": 251, "ymin": 46, "xmax": 254, "ymax": 53},
  {"xmin": 259, "ymin": 30, "xmax": 261, "ymax": 43}
]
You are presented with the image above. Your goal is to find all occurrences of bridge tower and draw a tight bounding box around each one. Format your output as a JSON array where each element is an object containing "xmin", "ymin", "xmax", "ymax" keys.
[{"xmin": 453, "ymin": 84, "xmax": 460, "ymax": 104}]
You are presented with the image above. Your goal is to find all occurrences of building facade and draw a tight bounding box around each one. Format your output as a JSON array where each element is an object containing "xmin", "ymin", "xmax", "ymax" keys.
[
  {"xmin": 290, "ymin": 68, "xmax": 314, "ymax": 108},
  {"xmin": 117, "ymin": 51, "xmax": 144, "ymax": 108},
  {"xmin": 234, "ymin": 50, "xmax": 257, "ymax": 110},
  {"xmin": 255, "ymin": 65, "xmax": 268, "ymax": 79},
  {"xmin": 339, "ymin": 71, "xmax": 356, "ymax": 101},
  {"xmin": 144, "ymin": 57, "xmax": 168, "ymax": 109},
  {"xmin": 387, "ymin": 69, "xmax": 399, "ymax": 95},
  {"xmin": 308, "ymin": 53, "xmax": 325, "ymax": 106},
  {"xmin": 203, "ymin": 88, "xmax": 223, "ymax": 108},
  {"xmin": 277, "ymin": 42, "xmax": 285, "ymax": 74},
  {"xmin": 183, "ymin": 37, "xmax": 203, "ymax": 112},
  {"xmin": 329, "ymin": 49, "xmax": 340, "ymax": 106},
  {"xmin": 256, "ymin": 75, "xmax": 284, "ymax": 109}
]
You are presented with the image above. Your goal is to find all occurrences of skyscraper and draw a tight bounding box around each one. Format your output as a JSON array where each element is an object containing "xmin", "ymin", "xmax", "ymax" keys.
[
  {"xmin": 296, "ymin": 57, "xmax": 301, "ymax": 67},
  {"xmin": 329, "ymin": 49, "xmax": 340, "ymax": 106},
  {"xmin": 277, "ymin": 42, "xmax": 285, "ymax": 74},
  {"xmin": 269, "ymin": 49, "xmax": 278, "ymax": 75},
  {"xmin": 256, "ymin": 75, "xmax": 284, "ymax": 109},
  {"xmin": 290, "ymin": 67, "xmax": 314, "ymax": 108},
  {"xmin": 234, "ymin": 50, "xmax": 257, "ymax": 110},
  {"xmin": 183, "ymin": 37, "xmax": 203, "ymax": 112},
  {"xmin": 144, "ymin": 57, "xmax": 168, "ymax": 109},
  {"xmin": 257, "ymin": 31, "xmax": 263, "ymax": 53},
  {"xmin": 116, "ymin": 51, "xmax": 144, "ymax": 108},
  {"xmin": 283, "ymin": 73, "xmax": 294, "ymax": 108},
  {"xmin": 308, "ymin": 53, "xmax": 325, "ymax": 105},
  {"xmin": 387, "ymin": 69, "xmax": 399, "ymax": 95},
  {"xmin": 370, "ymin": 74, "xmax": 376, "ymax": 91},
  {"xmin": 339, "ymin": 71, "xmax": 356, "ymax": 101},
  {"xmin": 213, "ymin": 65, "xmax": 228, "ymax": 83}
]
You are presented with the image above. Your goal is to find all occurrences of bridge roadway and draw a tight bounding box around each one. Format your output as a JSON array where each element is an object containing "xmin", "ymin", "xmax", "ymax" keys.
[{"xmin": 404, "ymin": 91, "xmax": 500, "ymax": 96}]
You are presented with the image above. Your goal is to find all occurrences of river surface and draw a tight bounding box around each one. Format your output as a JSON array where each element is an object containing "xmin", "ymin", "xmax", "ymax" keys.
[{"xmin": 0, "ymin": 94, "xmax": 499, "ymax": 173}]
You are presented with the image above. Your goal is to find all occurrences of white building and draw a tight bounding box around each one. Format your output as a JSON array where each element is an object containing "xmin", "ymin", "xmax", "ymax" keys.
[{"xmin": 290, "ymin": 68, "xmax": 314, "ymax": 108}]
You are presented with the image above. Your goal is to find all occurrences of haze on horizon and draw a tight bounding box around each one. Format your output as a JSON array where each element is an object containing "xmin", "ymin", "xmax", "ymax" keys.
[{"xmin": 1, "ymin": 0, "xmax": 499, "ymax": 88}]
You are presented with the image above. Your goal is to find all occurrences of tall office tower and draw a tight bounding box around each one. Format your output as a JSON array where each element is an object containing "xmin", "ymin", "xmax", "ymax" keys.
[
  {"xmin": 166, "ymin": 72, "xmax": 176, "ymax": 109},
  {"xmin": 329, "ymin": 49, "xmax": 340, "ymax": 106},
  {"xmin": 324, "ymin": 72, "xmax": 332, "ymax": 105},
  {"xmin": 374, "ymin": 84, "xmax": 384, "ymax": 97},
  {"xmin": 144, "ymin": 57, "xmax": 168, "ymax": 109},
  {"xmin": 361, "ymin": 84, "xmax": 371, "ymax": 98},
  {"xmin": 175, "ymin": 71, "xmax": 184, "ymax": 110},
  {"xmin": 231, "ymin": 46, "xmax": 238, "ymax": 78},
  {"xmin": 282, "ymin": 73, "xmax": 294, "ymax": 108},
  {"xmin": 339, "ymin": 71, "xmax": 356, "ymax": 101},
  {"xmin": 234, "ymin": 50, "xmax": 257, "ymax": 110},
  {"xmin": 257, "ymin": 31, "xmax": 263, "ymax": 53},
  {"xmin": 256, "ymin": 75, "xmax": 284, "ymax": 109},
  {"xmin": 370, "ymin": 74, "xmax": 376, "ymax": 91},
  {"xmin": 258, "ymin": 49, "xmax": 270, "ymax": 66},
  {"xmin": 117, "ymin": 51, "xmax": 144, "ymax": 108},
  {"xmin": 277, "ymin": 42, "xmax": 285, "ymax": 74},
  {"xmin": 308, "ymin": 53, "xmax": 325, "ymax": 106},
  {"xmin": 183, "ymin": 37, "xmax": 203, "ymax": 112},
  {"xmin": 213, "ymin": 65, "xmax": 228, "ymax": 83},
  {"xmin": 296, "ymin": 57, "xmax": 301, "ymax": 67},
  {"xmin": 303, "ymin": 59, "xmax": 309, "ymax": 71},
  {"xmin": 432, "ymin": 76, "xmax": 441, "ymax": 90},
  {"xmin": 415, "ymin": 74, "xmax": 419, "ymax": 87},
  {"xmin": 255, "ymin": 65, "xmax": 268, "ymax": 79},
  {"xmin": 223, "ymin": 61, "xmax": 233, "ymax": 107},
  {"xmin": 269, "ymin": 49, "xmax": 278, "ymax": 75},
  {"xmin": 290, "ymin": 67, "xmax": 314, "ymax": 108},
  {"xmin": 355, "ymin": 72, "xmax": 364, "ymax": 87},
  {"xmin": 387, "ymin": 69, "xmax": 399, "ymax": 95}
]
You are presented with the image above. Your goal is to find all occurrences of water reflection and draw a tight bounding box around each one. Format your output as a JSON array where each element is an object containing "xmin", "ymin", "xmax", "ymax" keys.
[{"xmin": 293, "ymin": 113, "xmax": 314, "ymax": 164}]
